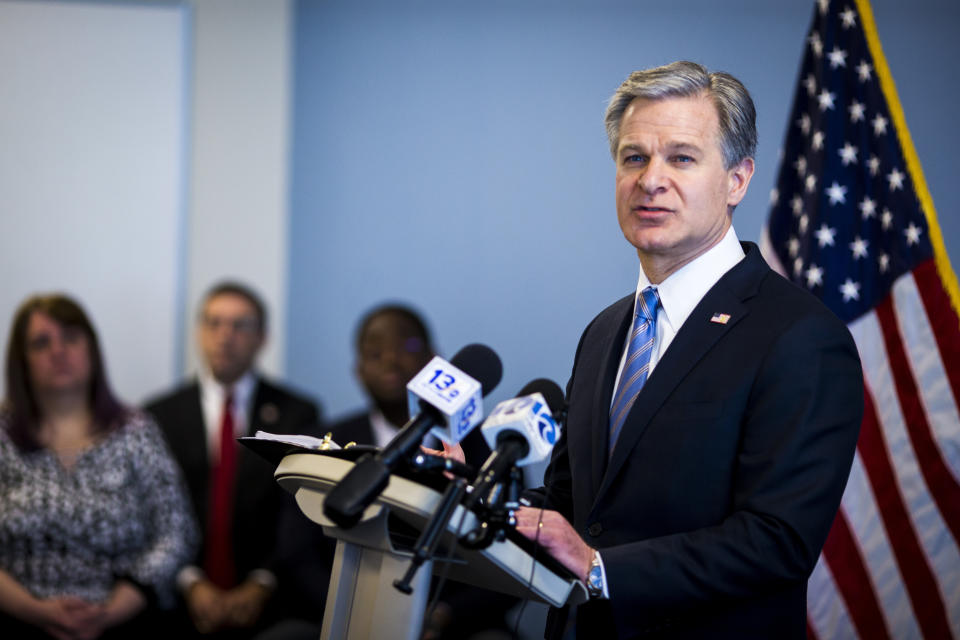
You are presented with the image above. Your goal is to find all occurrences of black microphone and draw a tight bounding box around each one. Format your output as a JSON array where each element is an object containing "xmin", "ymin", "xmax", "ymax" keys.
[
  {"xmin": 461, "ymin": 378, "xmax": 564, "ymax": 514},
  {"xmin": 323, "ymin": 344, "xmax": 503, "ymax": 528},
  {"xmin": 409, "ymin": 451, "xmax": 474, "ymax": 479}
]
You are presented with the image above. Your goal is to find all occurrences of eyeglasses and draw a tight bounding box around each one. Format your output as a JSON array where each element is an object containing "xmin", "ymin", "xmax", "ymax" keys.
[{"xmin": 200, "ymin": 315, "xmax": 261, "ymax": 334}]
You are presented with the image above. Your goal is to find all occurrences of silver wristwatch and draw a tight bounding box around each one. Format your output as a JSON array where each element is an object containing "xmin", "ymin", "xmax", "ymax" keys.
[{"xmin": 586, "ymin": 550, "xmax": 604, "ymax": 599}]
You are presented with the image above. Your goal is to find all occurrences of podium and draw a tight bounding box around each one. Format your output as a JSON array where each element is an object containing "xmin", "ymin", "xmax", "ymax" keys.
[{"xmin": 249, "ymin": 440, "xmax": 587, "ymax": 640}]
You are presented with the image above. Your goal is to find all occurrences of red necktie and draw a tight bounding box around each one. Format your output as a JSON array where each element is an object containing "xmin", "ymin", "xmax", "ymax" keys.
[{"xmin": 205, "ymin": 392, "xmax": 236, "ymax": 588}]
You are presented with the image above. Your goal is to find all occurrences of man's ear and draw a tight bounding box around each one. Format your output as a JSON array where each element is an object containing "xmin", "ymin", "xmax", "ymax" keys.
[{"xmin": 727, "ymin": 156, "xmax": 755, "ymax": 208}]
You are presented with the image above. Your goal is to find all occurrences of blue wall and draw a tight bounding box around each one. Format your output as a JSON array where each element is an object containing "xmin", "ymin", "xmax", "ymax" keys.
[{"xmin": 287, "ymin": 0, "xmax": 960, "ymax": 421}]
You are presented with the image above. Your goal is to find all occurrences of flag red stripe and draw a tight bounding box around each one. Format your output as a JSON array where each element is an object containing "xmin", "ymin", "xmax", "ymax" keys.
[
  {"xmin": 913, "ymin": 259, "xmax": 960, "ymax": 435},
  {"xmin": 876, "ymin": 292, "xmax": 960, "ymax": 546},
  {"xmin": 821, "ymin": 508, "xmax": 891, "ymax": 640},
  {"xmin": 806, "ymin": 616, "xmax": 818, "ymax": 640},
  {"xmin": 856, "ymin": 380, "xmax": 952, "ymax": 638}
]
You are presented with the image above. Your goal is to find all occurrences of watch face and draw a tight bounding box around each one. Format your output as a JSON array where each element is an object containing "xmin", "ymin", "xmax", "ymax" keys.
[{"xmin": 588, "ymin": 566, "xmax": 603, "ymax": 592}]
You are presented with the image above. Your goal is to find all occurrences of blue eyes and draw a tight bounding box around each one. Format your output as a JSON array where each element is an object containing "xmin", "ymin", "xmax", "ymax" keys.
[{"xmin": 622, "ymin": 155, "xmax": 693, "ymax": 165}]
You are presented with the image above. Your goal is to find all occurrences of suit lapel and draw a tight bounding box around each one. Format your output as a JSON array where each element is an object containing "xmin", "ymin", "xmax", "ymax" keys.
[
  {"xmin": 593, "ymin": 244, "xmax": 767, "ymax": 507},
  {"xmin": 182, "ymin": 383, "xmax": 210, "ymax": 473},
  {"xmin": 588, "ymin": 295, "xmax": 635, "ymax": 495}
]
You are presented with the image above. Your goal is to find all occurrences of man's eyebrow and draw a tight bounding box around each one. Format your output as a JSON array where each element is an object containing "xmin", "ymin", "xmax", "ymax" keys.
[
  {"xmin": 618, "ymin": 141, "xmax": 703, "ymax": 154},
  {"xmin": 664, "ymin": 141, "xmax": 703, "ymax": 154}
]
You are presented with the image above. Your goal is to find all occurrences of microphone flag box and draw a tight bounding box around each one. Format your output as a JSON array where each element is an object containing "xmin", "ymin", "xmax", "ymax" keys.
[
  {"xmin": 407, "ymin": 355, "xmax": 483, "ymax": 444},
  {"xmin": 481, "ymin": 393, "xmax": 558, "ymax": 466}
]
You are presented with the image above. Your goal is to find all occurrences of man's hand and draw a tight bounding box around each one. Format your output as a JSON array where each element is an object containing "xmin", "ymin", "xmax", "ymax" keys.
[
  {"xmin": 222, "ymin": 579, "xmax": 272, "ymax": 628},
  {"xmin": 420, "ymin": 440, "xmax": 466, "ymax": 480},
  {"xmin": 185, "ymin": 579, "xmax": 228, "ymax": 634},
  {"xmin": 420, "ymin": 440, "xmax": 465, "ymax": 465},
  {"xmin": 515, "ymin": 507, "xmax": 595, "ymax": 582}
]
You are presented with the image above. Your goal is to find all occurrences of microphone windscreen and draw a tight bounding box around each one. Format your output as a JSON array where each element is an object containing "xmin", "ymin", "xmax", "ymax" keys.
[
  {"xmin": 450, "ymin": 343, "xmax": 503, "ymax": 397},
  {"xmin": 516, "ymin": 378, "xmax": 564, "ymax": 413}
]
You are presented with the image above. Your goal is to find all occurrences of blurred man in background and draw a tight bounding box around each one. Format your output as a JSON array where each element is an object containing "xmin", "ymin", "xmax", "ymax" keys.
[{"xmin": 146, "ymin": 281, "xmax": 321, "ymax": 638}]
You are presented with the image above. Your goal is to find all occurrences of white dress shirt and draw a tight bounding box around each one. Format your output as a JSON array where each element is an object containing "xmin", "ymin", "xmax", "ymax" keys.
[
  {"xmin": 611, "ymin": 226, "xmax": 746, "ymax": 400},
  {"xmin": 598, "ymin": 225, "xmax": 745, "ymax": 599}
]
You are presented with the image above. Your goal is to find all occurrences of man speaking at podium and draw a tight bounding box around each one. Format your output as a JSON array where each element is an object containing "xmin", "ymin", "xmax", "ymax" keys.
[{"xmin": 510, "ymin": 62, "xmax": 864, "ymax": 638}]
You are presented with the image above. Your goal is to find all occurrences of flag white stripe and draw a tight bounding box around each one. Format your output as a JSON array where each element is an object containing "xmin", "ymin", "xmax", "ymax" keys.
[
  {"xmin": 841, "ymin": 448, "xmax": 921, "ymax": 639},
  {"xmin": 808, "ymin": 553, "xmax": 859, "ymax": 639},
  {"xmin": 892, "ymin": 273, "xmax": 960, "ymax": 485},
  {"xmin": 850, "ymin": 301, "xmax": 960, "ymax": 634}
]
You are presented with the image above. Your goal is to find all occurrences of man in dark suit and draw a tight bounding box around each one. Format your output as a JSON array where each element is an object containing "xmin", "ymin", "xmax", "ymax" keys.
[
  {"xmin": 510, "ymin": 62, "xmax": 864, "ymax": 638},
  {"xmin": 145, "ymin": 281, "xmax": 320, "ymax": 637}
]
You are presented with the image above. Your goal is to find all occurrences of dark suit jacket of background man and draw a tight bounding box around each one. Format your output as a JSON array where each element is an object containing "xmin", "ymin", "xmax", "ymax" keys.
[
  {"xmin": 144, "ymin": 378, "xmax": 320, "ymax": 609},
  {"xmin": 539, "ymin": 243, "xmax": 863, "ymax": 639}
]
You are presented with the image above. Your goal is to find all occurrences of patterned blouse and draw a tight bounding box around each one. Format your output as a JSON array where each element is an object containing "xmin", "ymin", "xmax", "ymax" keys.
[{"xmin": 0, "ymin": 411, "xmax": 197, "ymax": 608}]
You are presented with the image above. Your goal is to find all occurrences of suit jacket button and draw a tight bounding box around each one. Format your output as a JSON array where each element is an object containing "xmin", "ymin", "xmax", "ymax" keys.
[{"xmin": 587, "ymin": 522, "xmax": 602, "ymax": 537}]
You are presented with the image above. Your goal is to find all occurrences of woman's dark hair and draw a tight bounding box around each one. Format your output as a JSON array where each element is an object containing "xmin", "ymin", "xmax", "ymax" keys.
[{"xmin": 3, "ymin": 294, "xmax": 128, "ymax": 451}]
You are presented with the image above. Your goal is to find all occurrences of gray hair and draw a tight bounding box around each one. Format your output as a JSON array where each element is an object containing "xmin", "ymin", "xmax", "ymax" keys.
[{"xmin": 604, "ymin": 61, "xmax": 757, "ymax": 169}]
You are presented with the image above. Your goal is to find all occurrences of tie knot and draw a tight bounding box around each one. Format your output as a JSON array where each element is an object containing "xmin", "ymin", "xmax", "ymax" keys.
[{"xmin": 636, "ymin": 287, "xmax": 660, "ymax": 322}]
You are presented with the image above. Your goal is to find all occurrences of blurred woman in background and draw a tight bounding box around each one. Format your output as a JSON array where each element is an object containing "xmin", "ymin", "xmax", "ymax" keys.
[{"xmin": 0, "ymin": 294, "xmax": 197, "ymax": 639}]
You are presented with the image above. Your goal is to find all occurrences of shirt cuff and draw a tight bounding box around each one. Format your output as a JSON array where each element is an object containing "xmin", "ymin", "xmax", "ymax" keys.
[
  {"xmin": 248, "ymin": 569, "xmax": 277, "ymax": 592},
  {"xmin": 595, "ymin": 551, "xmax": 611, "ymax": 599},
  {"xmin": 177, "ymin": 565, "xmax": 204, "ymax": 594}
]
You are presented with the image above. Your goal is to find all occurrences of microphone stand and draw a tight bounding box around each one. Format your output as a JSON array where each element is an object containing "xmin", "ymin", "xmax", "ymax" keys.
[
  {"xmin": 393, "ymin": 477, "xmax": 469, "ymax": 594},
  {"xmin": 393, "ymin": 456, "xmax": 525, "ymax": 592},
  {"xmin": 459, "ymin": 464, "xmax": 524, "ymax": 550}
]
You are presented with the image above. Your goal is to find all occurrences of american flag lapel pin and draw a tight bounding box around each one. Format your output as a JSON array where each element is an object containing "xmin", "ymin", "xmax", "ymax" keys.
[{"xmin": 710, "ymin": 312, "xmax": 731, "ymax": 325}]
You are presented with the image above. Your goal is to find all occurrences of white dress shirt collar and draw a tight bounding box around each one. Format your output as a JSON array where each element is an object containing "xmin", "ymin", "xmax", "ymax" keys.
[
  {"xmin": 613, "ymin": 225, "xmax": 745, "ymax": 398},
  {"xmin": 368, "ymin": 409, "xmax": 400, "ymax": 449},
  {"xmin": 638, "ymin": 224, "xmax": 745, "ymax": 341}
]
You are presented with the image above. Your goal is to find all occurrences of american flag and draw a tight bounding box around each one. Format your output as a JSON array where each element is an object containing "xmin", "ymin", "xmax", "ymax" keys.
[{"xmin": 760, "ymin": 0, "xmax": 960, "ymax": 638}]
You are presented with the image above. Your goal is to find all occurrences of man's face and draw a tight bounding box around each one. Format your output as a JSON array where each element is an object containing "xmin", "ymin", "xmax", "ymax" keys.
[
  {"xmin": 356, "ymin": 312, "xmax": 432, "ymax": 406},
  {"xmin": 197, "ymin": 293, "xmax": 264, "ymax": 386},
  {"xmin": 614, "ymin": 93, "xmax": 754, "ymax": 280}
]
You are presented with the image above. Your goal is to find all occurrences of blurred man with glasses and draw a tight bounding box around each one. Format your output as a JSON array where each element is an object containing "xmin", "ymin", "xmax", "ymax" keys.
[{"xmin": 146, "ymin": 281, "xmax": 321, "ymax": 638}]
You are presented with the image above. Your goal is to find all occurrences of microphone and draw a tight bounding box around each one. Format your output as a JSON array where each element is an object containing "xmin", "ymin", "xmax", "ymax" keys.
[
  {"xmin": 409, "ymin": 451, "xmax": 474, "ymax": 479},
  {"xmin": 323, "ymin": 344, "xmax": 503, "ymax": 528},
  {"xmin": 462, "ymin": 378, "xmax": 564, "ymax": 513}
]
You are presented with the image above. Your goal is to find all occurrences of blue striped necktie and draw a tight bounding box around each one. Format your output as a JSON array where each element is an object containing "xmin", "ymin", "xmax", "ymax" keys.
[{"xmin": 609, "ymin": 286, "xmax": 660, "ymax": 458}]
